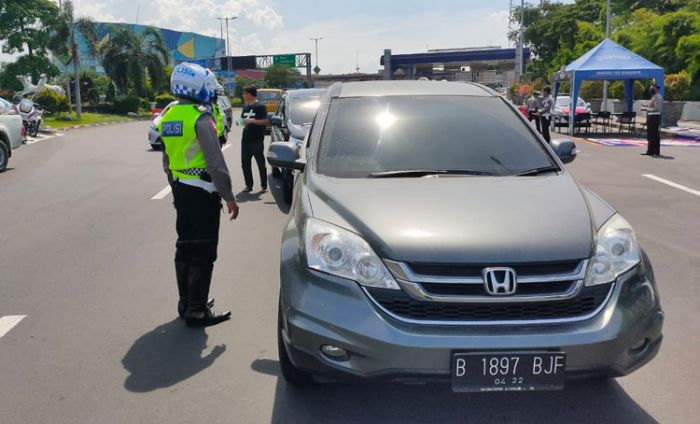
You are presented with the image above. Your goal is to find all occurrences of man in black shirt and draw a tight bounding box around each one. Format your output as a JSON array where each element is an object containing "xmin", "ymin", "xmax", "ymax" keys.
[{"xmin": 238, "ymin": 86, "xmax": 269, "ymax": 192}]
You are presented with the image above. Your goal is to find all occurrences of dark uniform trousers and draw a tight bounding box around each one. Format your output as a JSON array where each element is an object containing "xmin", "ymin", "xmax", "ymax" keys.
[
  {"xmin": 529, "ymin": 111, "xmax": 541, "ymax": 132},
  {"xmin": 646, "ymin": 114, "xmax": 661, "ymax": 156},
  {"xmin": 540, "ymin": 116, "xmax": 551, "ymax": 143},
  {"xmin": 173, "ymin": 182, "xmax": 221, "ymax": 268},
  {"xmin": 241, "ymin": 140, "xmax": 268, "ymax": 189}
]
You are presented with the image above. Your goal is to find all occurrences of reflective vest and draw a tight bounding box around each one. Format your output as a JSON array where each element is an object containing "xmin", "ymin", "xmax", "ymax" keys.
[
  {"xmin": 159, "ymin": 103, "xmax": 210, "ymax": 180},
  {"xmin": 212, "ymin": 103, "xmax": 224, "ymax": 138}
]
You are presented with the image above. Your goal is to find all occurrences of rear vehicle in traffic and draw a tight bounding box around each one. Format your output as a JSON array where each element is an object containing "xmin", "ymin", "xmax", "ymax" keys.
[
  {"xmin": 269, "ymin": 88, "xmax": 326, "ymax": 203},
  {"xmin": 269, "ymin": 81, "xmax": 664, "ymax": 392},
  {"xmin": 0, "ymin": 106, "xmax": 23, "ymax": 172}
]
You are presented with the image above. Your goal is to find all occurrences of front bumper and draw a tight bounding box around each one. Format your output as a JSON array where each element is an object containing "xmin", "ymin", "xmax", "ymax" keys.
[
  {"xmin": 280, "ymin": 256, "xmax": 663, "ymax": 382},
  {"xmin": 148, "ymin": 128, "xmax": 162, "ymax": 148}
]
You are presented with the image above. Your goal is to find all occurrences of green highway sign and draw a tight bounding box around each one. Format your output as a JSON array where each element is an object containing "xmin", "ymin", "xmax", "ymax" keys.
[{"xmin": 273, "ymin": 54, "xmax": 296, "ymax": 67}]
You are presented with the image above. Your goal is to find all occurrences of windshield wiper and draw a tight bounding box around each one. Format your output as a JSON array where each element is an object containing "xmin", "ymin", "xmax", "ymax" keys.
[
  {"xmin": 515, "ymin": 165, "xmax": 561, "ymax": 176},
  {"xmin": 369, "ymin": 169, "xmax": 498, "ymax": 178}
]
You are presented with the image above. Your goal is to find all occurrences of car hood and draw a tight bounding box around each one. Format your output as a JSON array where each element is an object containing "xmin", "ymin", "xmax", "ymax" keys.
[{"xmin": 307, "ymin": 174, "xmax": 595, "ymax": 264}]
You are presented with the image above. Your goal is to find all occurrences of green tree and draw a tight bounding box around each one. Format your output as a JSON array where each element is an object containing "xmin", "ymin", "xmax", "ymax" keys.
[
  {"xmin": 100, "ymin": 26, "xmax": 169, "ymax": 97},
  {"xmin": 0, "ymin": 0, "xmax": 63, "ymax": 88},
  {"xmin": 234, "ymin": 76, "xmax": 259, "ymax": 98},
  {"xmin": 263, "ymin": 64, "xmax": 298, "ymax": 89}
]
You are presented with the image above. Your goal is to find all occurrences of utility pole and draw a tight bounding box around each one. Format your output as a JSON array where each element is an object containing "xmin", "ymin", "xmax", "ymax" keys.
[
  {"xmin": 515, "ymin": 0, "xmax": 525, "ymax": 82},
  {"xmin": 225, "ymin": 17, "xmax": 237, "ymax": 56},
  {"xmin": 355, "ymin": 49, "xmax": 360, "ymax": 73},
  {"xmin": 602, "ymin": 0, "xmax": 611, "ymax": 112},
  {"xmin": 310, "ymin": 37, "xmax": 323, "ymax": 73},
  {"xmin": 216, "ymin": 18, "xmax": 224, "ymax": 55}
]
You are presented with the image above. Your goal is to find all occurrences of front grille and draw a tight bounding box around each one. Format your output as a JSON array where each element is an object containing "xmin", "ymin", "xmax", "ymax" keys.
[
  {"xmin": 366, "ymin": 283, "xmax": 612, "ymax": 322},
  {"xmin": 408, "ymin": 260, "xmax": 581, "ymax": 278},
  {"xmin": 420, "ymin": 281, "xmax": 576, "ymax": 297}
]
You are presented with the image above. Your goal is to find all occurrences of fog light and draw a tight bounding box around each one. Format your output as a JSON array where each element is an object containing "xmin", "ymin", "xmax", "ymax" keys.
[
  {"xmin": 629, "ymin": 338, "xmax": 649, "ymax": 354},
  {"xmin": 320, "ymin": 345, "xmax": 349, "ymax": 361}
]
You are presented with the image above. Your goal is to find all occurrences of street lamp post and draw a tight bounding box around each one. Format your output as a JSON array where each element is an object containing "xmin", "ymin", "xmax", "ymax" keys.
[
  {"xmin": 225, "ymin": 17, "xmax": 237, "ymax": 57},
  {"xmin": 216, "ymin": 17, "xmax": 224, "ymax": 53},
  {"xmin": 310, "ymin": 37, "xmax": 323, "ymax": 72},
  {"xmin": 602, "ymin": 0, "xmax": 611, "ymax": 112}
]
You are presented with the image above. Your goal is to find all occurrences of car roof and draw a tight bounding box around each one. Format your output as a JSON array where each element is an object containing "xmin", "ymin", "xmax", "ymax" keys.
[
  {"xmin": 288, "ymin": 88, "xmax": 326, "ymax": 99},
  {"xmin": 332, "ymin": 80, "xmax": 495, "ymax": 98}
]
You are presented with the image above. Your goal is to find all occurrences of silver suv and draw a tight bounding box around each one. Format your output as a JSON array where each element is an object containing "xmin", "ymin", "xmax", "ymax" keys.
[{"xmin": 268, "ymin": 81, "xmax": 663, "ymax": 392}]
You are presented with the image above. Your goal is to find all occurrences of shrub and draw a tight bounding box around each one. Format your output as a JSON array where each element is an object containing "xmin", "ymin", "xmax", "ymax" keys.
[
  {"xmin": 665, "ymin": 71, "xmax": 691, "ymax": 102},
  {"xmin": 139, "ymin": 97, "xmax": 152, "ymax": 111},
  {"xmin": 106, "ymin": 82, "xmax": 116, "ymax": 102},
  {"xmin": 111, "ymin": 95, "xmax": 141, "ymax": 114},
  {"xmin": 33, "ymin": 89, "xmax": 70, "ymax": 114},
  {"xmin": 0, "ymin": 88, "xmax": 16, "ymax": 100},
  {"xmin": 155, "ymin": 93, "xmax": 176, "ymax": 109},
  {"xmin": 230, "ymin": 97, "xmax": 243, "ymax": 107}
]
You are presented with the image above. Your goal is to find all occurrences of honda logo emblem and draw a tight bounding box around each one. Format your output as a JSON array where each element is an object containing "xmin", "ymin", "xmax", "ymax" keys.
[{"xmin": 482, "ymin": 267, "xmax": 518, "ymax": 296}]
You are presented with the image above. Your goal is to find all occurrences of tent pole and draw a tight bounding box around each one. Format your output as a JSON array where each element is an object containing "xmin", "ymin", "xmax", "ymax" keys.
[{"xmin": 602, "ymin": 0, "xmax": 611, "ymax": 112}]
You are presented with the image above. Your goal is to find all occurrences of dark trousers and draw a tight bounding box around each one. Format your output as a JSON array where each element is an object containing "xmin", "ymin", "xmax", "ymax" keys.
[
  {"xmin": 173, "ymin": 182, "xmax": 221, "ymax": 267},
  {"xmin": 540, "ymin": 116, "xmax": 551, "ymax": 143},
  {"xmin": 646, "ymin": 114, "xmax": 661, "ymax": 155},
  {"xmin": 241, "ymin": 141, "xmax": 267, "ymax": 189},
  {"xmin": 529, "ymin": 111, "xmax": 541, "ymax": 132}
]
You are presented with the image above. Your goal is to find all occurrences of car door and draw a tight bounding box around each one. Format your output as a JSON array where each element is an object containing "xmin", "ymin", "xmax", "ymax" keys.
[{"xmin": 272, "ymin": 95, "xmax": 288, "ymax": 143}]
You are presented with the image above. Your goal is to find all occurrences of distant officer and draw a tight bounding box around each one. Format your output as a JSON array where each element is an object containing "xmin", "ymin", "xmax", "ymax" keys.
[
  {"xmin": 527, "ymin": 91, "xmax": 542, "ymax": 132},
  {"xmin": 538, "ymin": 86, "xmax": 554, "ymax": 144},
  {"xmin": 642, "ymin": 84, "xmax": 663, "ymax": 157},
  {"xmin": 160, "ymin": 62, "xmax": 240, "ymax": 327},
  {"xmin": 210, "ymin": 82, "xmax": 227, "ymax": 146}
]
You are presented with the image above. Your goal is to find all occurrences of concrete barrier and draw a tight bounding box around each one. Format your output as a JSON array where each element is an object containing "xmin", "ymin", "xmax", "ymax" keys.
[{"xmin": 681, "ymin": 101, "xmax": 700, "ymax": 122}]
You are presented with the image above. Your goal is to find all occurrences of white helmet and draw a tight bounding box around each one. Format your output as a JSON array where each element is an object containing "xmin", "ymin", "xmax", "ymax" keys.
[
  {"xmin": 171, "ymin": 62, "xmax": 216, "ymax": 103},
  {"xmin": 204, "ymin": 70, "xmax": 220, "ymax": 102},
  {"xmin": 19, "ymin": 98, "xmax": 34, "ymax": 113}
]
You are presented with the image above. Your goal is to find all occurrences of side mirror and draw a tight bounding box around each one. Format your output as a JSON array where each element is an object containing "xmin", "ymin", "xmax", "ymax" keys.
[
  {"xmin": 551, "ymin": 139, "xmax": 578, "ymax": 164},
  {"xmin": 267, "ymin": 141, "xmax": 305, "ymax": 171},
  {"xmin": 269, "ymin": 115, "xmax": 283, "ymax": 127}
]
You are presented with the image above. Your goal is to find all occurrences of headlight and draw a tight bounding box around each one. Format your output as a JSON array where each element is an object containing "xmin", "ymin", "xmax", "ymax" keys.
[
  {"xmin": 585, "ymin": 214, "xmax": 641, "ymax": 286},
  {"xmin": 305, "ymin": 218, "xmax": 400, "ymax": 290}
]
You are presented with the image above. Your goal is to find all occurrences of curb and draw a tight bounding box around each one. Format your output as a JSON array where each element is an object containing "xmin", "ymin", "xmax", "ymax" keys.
[{"xmin": 43, "ymin": 116, "xmax": 151, "ymax": 132}]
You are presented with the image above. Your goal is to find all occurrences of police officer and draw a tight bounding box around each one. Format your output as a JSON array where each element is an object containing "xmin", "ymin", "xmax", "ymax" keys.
[
  {"xmin": 211, "ymin": 82, "xmax": 227, "ymax": 146},
  {"xmin": 160, "ymin": 62, "xmax": 240, "ymax": 327}
]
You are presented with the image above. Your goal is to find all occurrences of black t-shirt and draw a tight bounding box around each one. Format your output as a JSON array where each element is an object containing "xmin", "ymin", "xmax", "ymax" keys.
[{"xmin": 241, "ymin": 102, "xmax": 268, "ymax": 143}]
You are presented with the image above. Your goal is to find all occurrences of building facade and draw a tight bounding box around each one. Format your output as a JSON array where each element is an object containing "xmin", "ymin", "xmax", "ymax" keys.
[{"xmin": 68, "ymin": 22, "xmax": 225, "ymax": 74}]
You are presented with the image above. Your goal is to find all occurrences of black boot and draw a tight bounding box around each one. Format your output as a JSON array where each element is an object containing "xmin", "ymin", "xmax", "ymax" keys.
[
  {"xmin": 176, "ymin": 262, "xmax": 215, "ymax": 319},
  {"xmin": 184, "ymin": 265, "xmax": 231, "ymax": 327}
]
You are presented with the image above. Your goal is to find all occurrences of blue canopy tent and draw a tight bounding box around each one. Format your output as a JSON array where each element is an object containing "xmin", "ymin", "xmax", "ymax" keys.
[{"xmin": 553, "ymin": 38, "xmax": 665, "ymax": 135}]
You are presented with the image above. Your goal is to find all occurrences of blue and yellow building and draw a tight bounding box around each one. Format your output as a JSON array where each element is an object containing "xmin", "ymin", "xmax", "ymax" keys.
[{"xmin": 71, "ymin": 22, "xmax": 225, "ymax": 74}]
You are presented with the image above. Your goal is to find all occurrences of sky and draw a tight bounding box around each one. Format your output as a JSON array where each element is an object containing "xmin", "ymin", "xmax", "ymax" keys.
[{"xmin": 3, "ymin": 1, "xmax": 574, "ymax": 74}]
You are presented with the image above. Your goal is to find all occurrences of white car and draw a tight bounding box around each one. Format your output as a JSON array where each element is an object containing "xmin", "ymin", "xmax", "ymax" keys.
[{"xmin": 0, "ymin": 99, "xmax": 23, "ymax": 171}]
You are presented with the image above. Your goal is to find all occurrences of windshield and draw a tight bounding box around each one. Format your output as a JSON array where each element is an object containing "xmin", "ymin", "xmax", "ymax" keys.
[
  {"xmin": 317, "ymin": 96, "xmax": 554, "ymax": 178},
  {"xmin": 289, "ymin": 98, "xmax": 322, "ymax": 125},
  {"xmin": 556, "ymin": 97, "xmax": 586, "ymax": 107},
  {"xmin": 258, "ymin": 91, "xmax": 281, "ymax": 102}
]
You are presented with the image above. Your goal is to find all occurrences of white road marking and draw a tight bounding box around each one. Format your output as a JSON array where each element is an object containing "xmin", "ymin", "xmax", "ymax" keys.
[
  {"xmin": 151, "ymin": 144, "xmax": 232, "ymax": 200},
  {"xmin": 25, "ymin": 132, "xmax": 63, "ymax": 145},
  {"xmin": 0, "ymin": 315, "xmax": 26, "ymax": 338},
  {"xmin": 151, "ymin": 185, "xmax": 172, "ymax": 200},
  {"xmin": 642, "ymin": 174, "xmax": 700, "ymax": 198}
]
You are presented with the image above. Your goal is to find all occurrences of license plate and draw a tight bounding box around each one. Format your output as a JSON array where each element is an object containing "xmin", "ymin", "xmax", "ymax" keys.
[{"xmin": 451, "ymin": 352, "xmax": 566, "ymax": 392}]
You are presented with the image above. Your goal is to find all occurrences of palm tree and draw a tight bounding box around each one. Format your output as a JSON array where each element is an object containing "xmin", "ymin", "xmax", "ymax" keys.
[
  {"xmin": 100, "ymin": 27, "xmax": 169, "ymax": 97},
  {"xmin": 49, "ymin": 0, "xmax": 100, "ymax": 118}
]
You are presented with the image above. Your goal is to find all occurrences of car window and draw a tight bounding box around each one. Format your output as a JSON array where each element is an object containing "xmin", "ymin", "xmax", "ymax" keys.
[
  {"xmin": 258, "ymin": 91, "xmax": 281, "ymax": 102},
  {"xmin": 289, "ymin": 98, "xmax": 322, "ymax": 125},
  {"xmin": 316, "ymin": 96, "xmax": 554, "ymax": 178}
]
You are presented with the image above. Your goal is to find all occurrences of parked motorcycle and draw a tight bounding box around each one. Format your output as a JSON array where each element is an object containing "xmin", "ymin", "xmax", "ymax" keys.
[{"xmin": 15, "ymin": 99, "xmax": 43, "ymax": 138}]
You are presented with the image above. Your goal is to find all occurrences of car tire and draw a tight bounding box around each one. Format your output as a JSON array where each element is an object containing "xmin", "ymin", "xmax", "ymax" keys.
[
  {"xmin": 0, "ymin": 141, "xmax": 8, "ymax": 172},
  {"xmin": 282, "ymin": 171, "xmax": 293, "ymax": 204},
  {"xmin": 278, "ymin": 296, "xmax": 313, "ymax": 385},
  {"xmin": 272, "ymin": 167, "xmax": 282, "ymax": 178}
]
